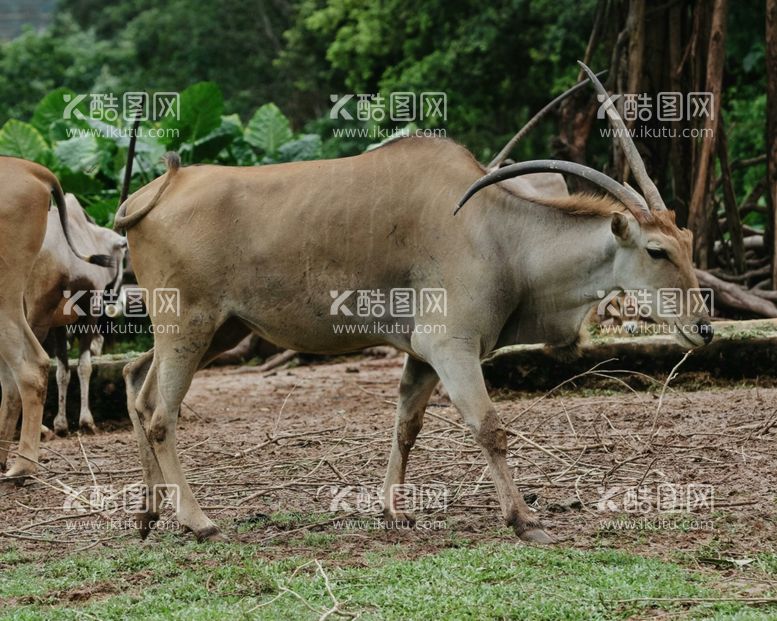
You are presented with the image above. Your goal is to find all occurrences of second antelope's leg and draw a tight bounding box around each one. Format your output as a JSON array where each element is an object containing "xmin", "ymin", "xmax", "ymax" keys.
[
  {"xmin": 382, "ymin": 355, "xmax": 439, "ymax": 522},
  {"xmin": 76, "ymin": 332, "xmax": 97, "ymax": 434},
  {"xmin": 52, "ymin": 329, "xmax": 70, "ymax": 436}
]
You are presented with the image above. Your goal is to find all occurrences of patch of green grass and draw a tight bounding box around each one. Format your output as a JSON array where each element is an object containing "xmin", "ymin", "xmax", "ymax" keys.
[
  {"xmin": 0, "ymin": 547, "xmax": 26, "ymax": 567},
  {"xmin": 1, "ymin": 542, "xmax": 775, "ymax": 620},
  {"xmin": 755, "ymin": 554, "xmax": 777, "ymax": 576},
  {"xmin": 235, "ymin": 510, "xmax": 331, "ymax": 534}
]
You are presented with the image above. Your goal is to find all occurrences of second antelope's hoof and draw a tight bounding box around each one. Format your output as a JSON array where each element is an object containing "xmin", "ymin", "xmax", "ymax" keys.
[
  {"xmin": 195, "ymin": 526, "xmax": 227, "ymax": 543},
  {"xmin": 382, "ymin": 508, "xmax": 416, "ymax": 527},
  {"xmin": 134, "ymin": 511, "xmax": 160, "ymax": 540},
  {"xmin": 79, "ymin": 422, "xmax": 98, "ymax": 435},
  {"xmin": 519, "ymin": 527, "xmax": 554, "ymax": 545}
]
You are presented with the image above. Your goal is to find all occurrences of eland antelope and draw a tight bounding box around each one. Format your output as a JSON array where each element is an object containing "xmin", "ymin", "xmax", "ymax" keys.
[
  {"xmin": 24, "ymin": 194, "xmax": 127, "ymax": 436},
  {"xmin": 115, "ymin": 63, "xmax": 711, "ymax": 543}
]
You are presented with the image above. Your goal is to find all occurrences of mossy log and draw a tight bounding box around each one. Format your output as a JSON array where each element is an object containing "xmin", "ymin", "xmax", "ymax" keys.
[{"xmin": 483, "ymin": 319, "xmax": 777, "ymax": 391}]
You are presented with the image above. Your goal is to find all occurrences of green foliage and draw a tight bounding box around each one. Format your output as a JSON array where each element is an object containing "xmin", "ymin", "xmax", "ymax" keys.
[
  {"xmin": 278, "ymin": 0, "xmax": 598, "ymax": 159},
  {"xmin": 245, "ymin": 103, "xmax": 294, "ymax": 158},
  {"xmin": 57, "ymin": 0, "xmax": 295, "ymax": 122},
  {"xmin": 161, "ymin": 82, "xmax": 223, "ymax": 151},
  {"xmin": 0, "ymin": 0, "xmax": 767, "ymax": 214},
  {"xmin": 0, "ymin": 120, "xmax": 51, "ymax": 164},
  {"xmin": 0, "ymin": 85, "xmax": 322, "ymax": 226},
  {"xmin": 0, "ymin": 15, "xmax": 129, "ymax": 127}
]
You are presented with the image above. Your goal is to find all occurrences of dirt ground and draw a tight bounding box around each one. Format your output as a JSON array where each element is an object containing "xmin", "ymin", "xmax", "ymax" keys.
[{"xmin": 1, "ymin": 352, "xmax": 776, "ymax": 564}]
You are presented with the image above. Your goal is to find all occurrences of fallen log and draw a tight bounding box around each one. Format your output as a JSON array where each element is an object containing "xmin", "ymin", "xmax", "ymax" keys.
[
  {"xmin": 483, "ymin": 319, "xmax": 777, "ymax": 391},
  {"xmin": 694, "ymin": 269, "xmax": 777, "ymax": 317}
]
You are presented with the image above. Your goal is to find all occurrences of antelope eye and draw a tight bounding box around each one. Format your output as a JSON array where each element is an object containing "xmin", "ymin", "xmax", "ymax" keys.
[{"xmin": 646, "ymin": 247, "xmax": 668, "ymax": 260}]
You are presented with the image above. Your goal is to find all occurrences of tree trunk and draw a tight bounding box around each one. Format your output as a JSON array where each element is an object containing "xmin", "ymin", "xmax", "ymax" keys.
[
  {"xmin": 667, "ymin": 0, "xmax": 692, "ymax": 225},
  {"xmin": 768, "ymin": 0, "xmax": 777, "ymax": 287},
  {"xmin": 717, "ymin": 123, "xmax": 746, "ymax": 274},
  {"xmin": 687, "ymin": 0, "xmax": 728, "ymax": 268}
]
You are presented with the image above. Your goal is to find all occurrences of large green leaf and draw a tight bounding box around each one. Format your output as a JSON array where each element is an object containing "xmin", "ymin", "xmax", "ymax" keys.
[
  {"xmin": 193, "ymin": 114, "xmax": 243, "ymax": 160},
  {"xmin": 31, "ymin": 88, "xmax": 88, "ymax": 138},
  {"xmin": 82, "ymin": 194, "xmax": 121, "ymax": 227},
  {"xmin": 0, "ymin": 120, "xmax": 51, "ymax": 164},
  {"xmin": 56, "ymin": 169, "xmax": 105, "ymax": 196},
  {"xmin": 160, "ymin": 82, "xmax": 224, "ymax": 149},
  {"xmin": 228, "ymin": 137, "xmax": 258, "ymax": 166},
  {"xmin": 277, "ymin": 134, "xmax": 322, "ymax": 162},
  {"xmin": 53, "ymin": 135, "xmax": 101, "ymax": 174},
  {"xmin": 245, "ymin": 103, "xmax": 292, "ymax": 156}
]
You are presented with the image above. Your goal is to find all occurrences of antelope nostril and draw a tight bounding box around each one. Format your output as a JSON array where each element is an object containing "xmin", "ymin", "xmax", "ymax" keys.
[{"xmin": 696, "ymin": 319, "xmax": 714, "ymax": 344}]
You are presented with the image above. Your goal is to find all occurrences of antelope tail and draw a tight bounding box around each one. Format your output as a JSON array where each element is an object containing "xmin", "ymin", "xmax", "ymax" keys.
[
  {"xmin": 51, "ymin": 181, "xmax": 114, "ymax": 267},
  {"xmin": 114, "ymin": 152, "xmax": 180, "ymax": 232}
]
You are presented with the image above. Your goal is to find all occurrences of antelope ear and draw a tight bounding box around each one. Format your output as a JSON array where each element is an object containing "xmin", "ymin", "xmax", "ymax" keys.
[{"xmin": 611, "ymin": 212, "xmax": 632, "ymax": 241}]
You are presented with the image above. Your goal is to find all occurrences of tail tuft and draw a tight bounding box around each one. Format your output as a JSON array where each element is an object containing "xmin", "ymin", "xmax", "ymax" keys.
[
  {"xmin": 89, "ymin": 254, "xmax": 115, "ymax": 267},
  {"xmin": 164, "ymin": 151, "xmax": 181, "ymax": 173}
]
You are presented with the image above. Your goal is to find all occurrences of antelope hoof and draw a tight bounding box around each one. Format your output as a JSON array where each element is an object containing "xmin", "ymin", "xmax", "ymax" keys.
[
  {"xmin": 79, "ymin": 421, "xmax": 98, "ymax": 435},
  {"xmin": 518, "ymin": 527, "xmax": 554, "ymax": 545},
  {"xmin": 2, "ymin": 472, "xmax": 30, "ymax": 487},
  {"xmin": 382, "ymin": 508, "xmax": 416, "ymax": 527},
  {"xmin": 1, "ymin": 475, "xmax": 18, "ymax": 487},
  {"xmin": 134, "ymin": 511, "xmax": 160, "ymax": 540},
  {"xmin": 3, "ymin": 462, "xmax": 36, "ymax": 484},
  {"xmin": 194, "ymin": 525, "xmax": 227, "ymax": 543}
]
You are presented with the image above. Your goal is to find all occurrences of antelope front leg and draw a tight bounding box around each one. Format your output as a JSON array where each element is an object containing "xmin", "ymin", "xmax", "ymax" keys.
[
  {"xmin": 76, "ymin": 345, "xmax": 97, "ymax": 434},
  {"xmin": 431, "ymin": 346, "xmax": 552, "ymax": 544},
  {"xmin": 52, "ymin": 356, "xmax": 70, "ymax": 435},
  {"xmin": 52, "ymin": 331, "xmax": 70, "ymax": 435},
  {"xmin": 382, "ymin": 356, "xmax": 439, "ymax": 523}
]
